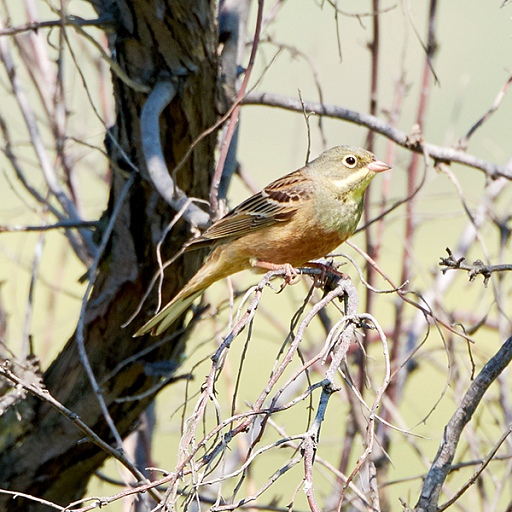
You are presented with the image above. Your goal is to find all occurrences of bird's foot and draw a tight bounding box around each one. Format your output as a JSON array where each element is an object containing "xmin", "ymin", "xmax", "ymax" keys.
[{"xmin": 252, "ymin": 260, "xmax": 300, "ymax": 284}]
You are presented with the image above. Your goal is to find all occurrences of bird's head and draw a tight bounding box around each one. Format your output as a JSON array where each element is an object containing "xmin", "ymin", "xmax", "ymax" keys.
[{"xmin": 308, "ymin": 145, "xmax": 391, "ymax": 197}]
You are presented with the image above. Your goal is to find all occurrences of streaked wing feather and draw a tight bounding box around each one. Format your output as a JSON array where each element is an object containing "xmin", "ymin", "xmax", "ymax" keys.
[{"xmin": 186, "ymin": 169, "xmax": 314, "ymax": 250}]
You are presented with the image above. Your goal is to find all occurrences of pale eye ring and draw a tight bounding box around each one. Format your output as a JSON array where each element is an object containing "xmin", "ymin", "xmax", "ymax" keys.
[{"xmin": 343, "ymin": 155, "xmax": 357, "ymax": 168}]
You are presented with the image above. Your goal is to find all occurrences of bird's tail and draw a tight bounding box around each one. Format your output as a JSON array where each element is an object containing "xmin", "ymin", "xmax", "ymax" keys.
[
  {"xmin": 132, "ymin": 288, "xmax": 205, "ymax": 337},
  {"xmin": 133, "ymin": 246, "xmax": 229, "ymax": 337}
]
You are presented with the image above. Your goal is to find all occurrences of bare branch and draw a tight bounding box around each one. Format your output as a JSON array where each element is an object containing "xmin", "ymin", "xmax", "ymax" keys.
[
  {"xmin": 0, "ymin": 360, "xmax": 162, "ymax": 504},
  {"xmin": 75, "ymin": 174, "xmax": 136, "ymax": 451},
  {"xmin": 0, "ymin": 14, "xmax": 114, "ymax": 36},
  {"xmin": 0, "ymin": 16, "xmax": 96, "ymax": 263},
  {"xmin": 0, "ymin": 220, "xmax": 100, "ymax": 233},
  {"xmin": 243, "ymin": 92, "xmax": 512, "ymax": 179},
  {"xmin": 210, "ymin": 0, "xmax": 264, "ymax": 216},
  {"xmin": 439, "ymin": 247, "xmax": 512, "ymax": 286}
]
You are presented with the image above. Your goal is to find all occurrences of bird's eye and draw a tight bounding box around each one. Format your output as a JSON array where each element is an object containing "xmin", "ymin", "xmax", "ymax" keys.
[{"xmin": 343, "ymin": 155, "xmax": 357, "ymax": 168}]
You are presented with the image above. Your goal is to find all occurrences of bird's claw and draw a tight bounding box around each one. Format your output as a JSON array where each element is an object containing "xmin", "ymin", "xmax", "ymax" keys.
[{"xmin": 282, "ymin": 263, "xmax": 300, "ymax": 284}]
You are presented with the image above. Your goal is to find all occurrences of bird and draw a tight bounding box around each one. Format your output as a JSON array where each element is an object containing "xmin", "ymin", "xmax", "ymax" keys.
[{"xmin": 133, "ymin": 145, "xmax": 391, "ymax": 337}]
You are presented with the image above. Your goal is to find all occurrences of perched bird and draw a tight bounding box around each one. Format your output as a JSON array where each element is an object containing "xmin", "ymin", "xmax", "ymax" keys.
[{"xmin": 134, "ymin": 145, "xmax": 391, "ymax": 337}]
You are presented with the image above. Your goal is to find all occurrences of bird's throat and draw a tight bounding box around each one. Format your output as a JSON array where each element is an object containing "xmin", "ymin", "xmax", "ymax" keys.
[{"xmin": 331, "ymin": 168, "xmax": 375, "ymax": 196}]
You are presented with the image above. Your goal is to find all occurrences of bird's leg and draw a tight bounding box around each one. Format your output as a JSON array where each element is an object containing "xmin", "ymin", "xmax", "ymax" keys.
[{"xmin": 251, "ymin": 260, "xmax": 299, "ymax": 284}]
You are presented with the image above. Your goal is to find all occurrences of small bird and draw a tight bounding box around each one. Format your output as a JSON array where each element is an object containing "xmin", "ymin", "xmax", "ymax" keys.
[{"xmin": 134, "ymin": 146, "xmax": 391, "ymax": 336}]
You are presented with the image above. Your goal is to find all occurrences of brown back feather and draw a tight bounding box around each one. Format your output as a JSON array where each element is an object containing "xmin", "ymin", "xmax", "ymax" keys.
[{"xmin": 185, "ymin": 169, "xmax": 314, "ymax": 252}]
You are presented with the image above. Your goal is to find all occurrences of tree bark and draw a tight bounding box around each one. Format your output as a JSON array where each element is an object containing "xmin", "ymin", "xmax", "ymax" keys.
[{"xmin": 0, "ymin": 0, "xmax": 218, "ymax": 509}]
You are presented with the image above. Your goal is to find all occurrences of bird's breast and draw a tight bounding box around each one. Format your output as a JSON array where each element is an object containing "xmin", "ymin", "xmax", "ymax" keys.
[
  {"xmin": 220, "ymin": 199, "xmax": 356, "ymax": 269},
  {"xmin": 314, "ymin": 192, "xmax": 364, "ymax": 236}
]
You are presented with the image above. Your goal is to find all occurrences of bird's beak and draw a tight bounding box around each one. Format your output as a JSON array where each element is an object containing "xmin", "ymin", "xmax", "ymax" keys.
[{"xmin": 368, "ymin": 159, "xmax": 392, "ymax": 173}]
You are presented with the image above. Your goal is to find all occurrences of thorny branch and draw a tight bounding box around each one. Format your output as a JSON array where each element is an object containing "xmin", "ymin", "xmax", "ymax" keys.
[{"xmin": 440, "ymin": 247, "xmax": 512, "ymax": 286}]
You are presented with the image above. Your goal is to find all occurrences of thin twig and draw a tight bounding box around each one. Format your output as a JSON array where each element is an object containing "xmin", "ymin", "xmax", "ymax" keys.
[
  {"xmin": 0, "ymin": 489, "xmax": 64, "ymax": 511},
  {"xmin": 210, "ymin": 0, "xmax": 265, "ymax": 216},
  {"xmin": 438, "ymin": 419, "xmax": 512, "ymax": 511},
  {"xmin": 0, "ymin": 16, "xmax": 96, "ymax": 262},
  {"xmin": 459, "ymin": 73, "xmax": 512, "ymax": 148},
  {"xmin": 0, "ymin": 220, "xmax": 100, "ymax": 233},
  {"xmin": 0, "ymin": 360, "xmax": 162, "ymax": 504},
  {"xmin": 439, "ymin": 247, "xmax": 512, "ymax": 286},
  {"xmin": 0, "ymin": 14, "xmax": 114, "ymax": 36},
  {"xmin": 21, "ymin": 231, "xmax": 44, "ymax": 359}
]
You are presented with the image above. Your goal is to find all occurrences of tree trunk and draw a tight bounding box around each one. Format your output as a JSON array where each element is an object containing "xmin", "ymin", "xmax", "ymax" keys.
[{"xmin": 0, "ymin": 0, "xmax": 218, "ymax": 509}]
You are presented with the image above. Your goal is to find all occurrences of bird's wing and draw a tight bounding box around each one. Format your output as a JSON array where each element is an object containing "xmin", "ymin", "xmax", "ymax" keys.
[{"xmin": 186, "ymin": 169, "xmax": 315, "ymax": 251}]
